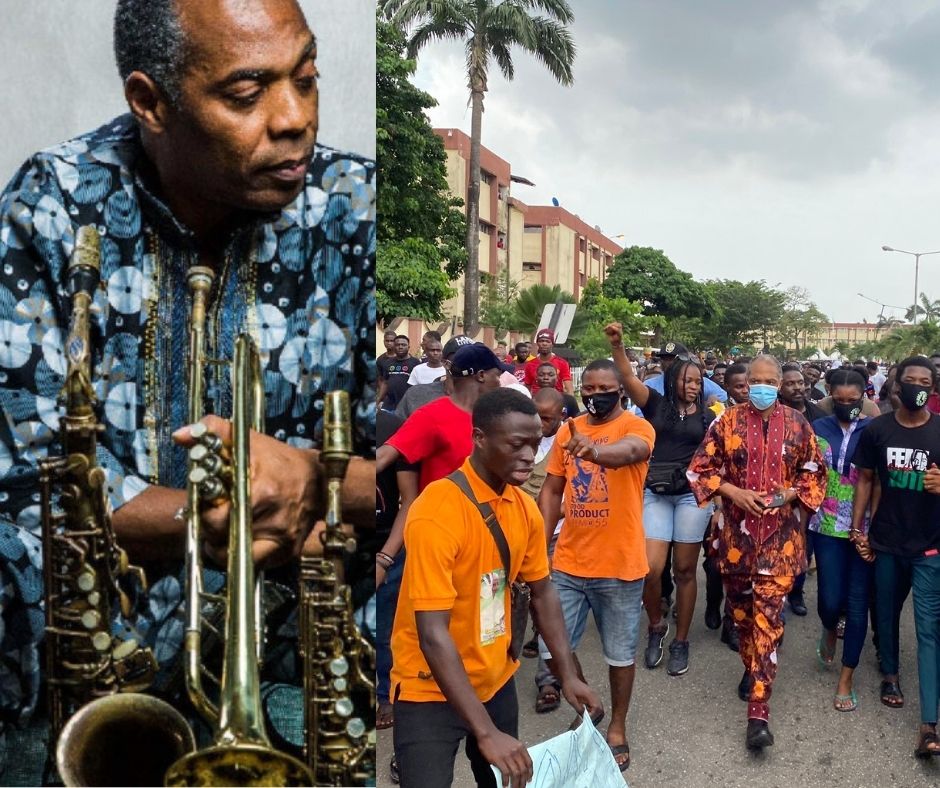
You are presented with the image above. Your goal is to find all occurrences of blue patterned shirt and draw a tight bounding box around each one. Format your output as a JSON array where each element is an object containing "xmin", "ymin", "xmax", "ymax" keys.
[{"xmin": 0, "ymin": 114, "xmax": 375, "ymax": 726}]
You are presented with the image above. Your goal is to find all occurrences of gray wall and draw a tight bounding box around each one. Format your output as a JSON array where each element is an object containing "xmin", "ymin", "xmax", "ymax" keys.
[{"xmin": 0, "ymin": 0, "xmax": 375, "ymax": 186}]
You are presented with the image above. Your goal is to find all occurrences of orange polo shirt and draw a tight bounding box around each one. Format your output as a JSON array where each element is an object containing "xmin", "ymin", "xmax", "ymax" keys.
[
  {"xmin": 547, "ymin": 411, "xmax": 655, "ymax": 582},
  {"xmin": 391, "ymin": 459, "xmax": 550, "ymax": 703}
]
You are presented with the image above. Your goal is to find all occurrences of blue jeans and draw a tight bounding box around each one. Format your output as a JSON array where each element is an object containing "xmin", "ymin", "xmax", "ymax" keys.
[
  {"xmin": 376, "ymin": 551, "xmax": 405, "ymax": 705},
  {"xmin": 813, "ymin": 532, "xmax": 873, "ymax": 669},
  {"xmin": 790, "ymin": 531, "xmax": 815, "ymax": 596},
  {"xmin": 873, "ymin": 552, "xmax": 912, "ymax": 677},
  {"xmin": 539, "ymin": 570, "xmax": 644, "ymax": 667}
]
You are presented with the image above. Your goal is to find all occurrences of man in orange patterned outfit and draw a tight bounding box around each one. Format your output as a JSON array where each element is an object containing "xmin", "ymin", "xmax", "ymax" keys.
[{"xmin": 687, "ymin": 355, "xmax": 826, "ymax": 750}]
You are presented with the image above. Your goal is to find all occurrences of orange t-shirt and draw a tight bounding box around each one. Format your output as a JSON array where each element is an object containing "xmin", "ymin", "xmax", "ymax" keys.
[
  {"xmin": 547, "ymin": 411, "xmax": 655, "ymax": 582},
  {"xmin": 391, "ymin": 459, "xmax": 550, "ymax": 703}
]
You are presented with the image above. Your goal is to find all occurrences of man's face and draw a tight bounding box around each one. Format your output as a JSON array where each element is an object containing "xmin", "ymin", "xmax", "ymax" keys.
[
  {"xmin": 581, "ymin": 368, "xmax": 621, "ymax": 399},
  {"xmin": 393, "ymin": 338, "xmax": 409, "ymax": 359},
  {"xmin": 747, "ymin": 360, "xmax": 782, "ymax": 389},
  {"xmin": 536, "ymin": 400, "xmax": 564, "ymax": 438},
  {"xmin": 712, "ymin": 367, "xmax": 726, "ymax": 386},
  {"xmin": 536, "ymin": 337, "xmax": 553, "ymax": 355},
  {"xmin": 383, "ymin": 333, "xmax": 396, "ymax": 353},
  {"xmin": 425, "ymin": 341, "xmax": 442, "ymax": 365},
  {"xmin": 931, "ymin": 356, "xmax": 940, "ymax": 374},
  {"xmin": 481, "ymin": 367, "xmax": 502, "ymax": 390},
  {"xmin": 537, "ymin": 365, "xmax": 558, "ymax": 390},
  {"xmin": 474, "ymin": 412, "xmax": 541, "ymax": 486},
  {"xmin": 897, "ymin": 365, "xmax": 934, "ymax": 394},
  {"xmin": 779, "ymin": 370, "xmax": 806, "ymax": 406},
  {"xmin": 516, "ymin": 343, "xmax": 529, "ymax": 361},
  {"xmin": 162, "ymin": 0, "xmax": 319, "ymax": 214},
  {"xmin": 496, "ymin": 343, "xmax": 507, "ymax": 356},
  {"xmin": 726, "ymin": 372, "xmax": 749, "ymax": 403},
  {"xmin": 803, "ymin": 367, "xmax": 821, "ymax": 388}
]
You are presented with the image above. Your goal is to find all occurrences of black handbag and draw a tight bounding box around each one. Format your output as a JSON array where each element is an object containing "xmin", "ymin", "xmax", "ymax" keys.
[
  {"xmin": 644, "ymin": 461, "xmax": 690, "ymax": 495},
  {"xmin": 448, "ymin": 470, "xmax": 531, "ymax": 661}
]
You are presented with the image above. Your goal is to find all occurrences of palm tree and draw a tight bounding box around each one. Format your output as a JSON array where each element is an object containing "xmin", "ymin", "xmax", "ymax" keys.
[
  {"xmin": 904, "ymin": 293, "xmax": 940, "ymax": 323},
  {"xmin": 512, "ymin": 283, "xmax": 587, "ymax": 340},
  {"xmin": 381, "ymin": 0, "xmax": 576, "ymax": 336}
]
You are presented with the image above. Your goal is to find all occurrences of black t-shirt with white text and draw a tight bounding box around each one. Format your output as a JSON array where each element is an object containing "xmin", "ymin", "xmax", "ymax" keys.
[
  {"xmin": 380, "ymin": 355, "xmax": 421, "ymax": 410},
  {"xmin": 855, "ymin": 412, "xmax": 940, "ymax": 557}
]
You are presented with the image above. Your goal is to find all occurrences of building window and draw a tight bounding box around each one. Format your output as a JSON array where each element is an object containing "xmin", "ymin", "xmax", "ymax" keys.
[
  {"xmin": 523, "ymin": 262, "xmax": 542, "ymax": 271},
  {"xmin": 579, "ymin": 238, "xmax": 586, "ymax": 253},
  {"xmin": 480, "ymin": 222, "xmax": 494, "ymax": 235},
  {"xmin": 580, "ymin": 273, "xmax": 586, "ymax": 286},
  {"xmin": 524, "ymin": 226, "xmax": 542, "ymax": 233},
  {"xmin": 481, "ymin": 171, "xmax": 494, "ymax": 185}
]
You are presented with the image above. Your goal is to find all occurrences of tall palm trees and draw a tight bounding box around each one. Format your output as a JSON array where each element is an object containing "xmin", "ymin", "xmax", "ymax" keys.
[
  {"xmin": 905, "ymin": 293, "xmax": 940, "ymax": 324},
  {"xmin": 381, "ymin": 0, "xmax": 576, "ymax": 336}
]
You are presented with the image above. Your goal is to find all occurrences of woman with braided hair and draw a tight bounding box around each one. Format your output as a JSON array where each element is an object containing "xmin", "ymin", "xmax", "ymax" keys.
[{"xmin": 606, "ymin": 324, "xmax": 715, "ymax": 677}]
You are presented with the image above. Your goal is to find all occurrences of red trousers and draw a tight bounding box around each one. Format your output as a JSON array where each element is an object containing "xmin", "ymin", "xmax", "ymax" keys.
[{"xmin": 723, "ymin": 574, "xmax": 795, "ymax": 720}]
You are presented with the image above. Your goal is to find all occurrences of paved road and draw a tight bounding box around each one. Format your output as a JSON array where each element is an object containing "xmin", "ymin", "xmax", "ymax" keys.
[{"xmin": 377, "ymin": 565, "xmax": 940, "ymax": 787}]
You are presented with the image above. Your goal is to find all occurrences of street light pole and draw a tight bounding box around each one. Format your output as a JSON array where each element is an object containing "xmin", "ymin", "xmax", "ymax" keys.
[{"xmin": 881, "ymin": 246, "xmax": 940, "ymax": 325}]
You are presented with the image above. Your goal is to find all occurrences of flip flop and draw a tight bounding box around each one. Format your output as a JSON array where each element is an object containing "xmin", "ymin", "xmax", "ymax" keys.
[
  {"xmin": 608, "ymin": 742, "xmax": 630, "ymax": 772},
  {"xmin": 535, "ymin": 685, "xmax": 561, "ymax": 714},
  {"xmin": 833, "ymin": 690, "xmax": 857, "ymax": 712},
  {"xmin": 880, "ymin": 680, "xmax": 904, "ymax": 708},
  {"xmin": 816, "ymin": 630, "xmax": 835, "ymax": 668},
  {"xmin": 377, "ymin": 702, "xmax": 394, "ymax": 730}
]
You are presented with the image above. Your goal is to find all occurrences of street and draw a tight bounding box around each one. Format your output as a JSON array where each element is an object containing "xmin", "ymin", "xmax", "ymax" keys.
[{"xmin": 377, "ymin": 565, "xmax": 939, "ymax": 787}]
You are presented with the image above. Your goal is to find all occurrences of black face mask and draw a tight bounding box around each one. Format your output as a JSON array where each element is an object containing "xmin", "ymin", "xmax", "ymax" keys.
[
  {"xmin": 582, "ymin": 391, "xmax": 620, "ymax": 419},
  {"xmin": 898, "ymin": 381, "xmax": 931, "ymax": 411},
  {"xmin": 833, "ymin": 399, "xmax": 863, "ymax": 422}
]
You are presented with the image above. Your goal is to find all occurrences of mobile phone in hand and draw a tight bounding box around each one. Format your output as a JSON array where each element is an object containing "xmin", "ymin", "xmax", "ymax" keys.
[{"xmin": 762, "ymin": 492, "xmax": 786, "ymax": 509}]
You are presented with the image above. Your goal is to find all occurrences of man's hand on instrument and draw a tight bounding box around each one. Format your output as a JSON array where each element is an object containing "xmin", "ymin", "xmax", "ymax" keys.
[{"xmin": 173, "ymin": 415, "xmax": 316, "ymax": 568}]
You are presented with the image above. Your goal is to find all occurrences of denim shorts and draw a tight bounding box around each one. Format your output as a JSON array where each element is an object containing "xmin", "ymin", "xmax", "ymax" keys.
[
  {"xmin": 643, "ymin": 489, "xmax": 712, "ymax": 544},
  {"xmin": 538, "ymin": 570, "xmax": 644, "ymax": 667}
]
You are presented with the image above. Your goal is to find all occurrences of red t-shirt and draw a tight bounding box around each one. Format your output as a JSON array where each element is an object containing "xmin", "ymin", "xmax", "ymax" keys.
[
  {"xmin": 523, "ymin": 354, "xmax": 571, "ymax": 390},
  {"xmin": 385, "ymin": 397, "xmax": 473, "ymax": 491}
]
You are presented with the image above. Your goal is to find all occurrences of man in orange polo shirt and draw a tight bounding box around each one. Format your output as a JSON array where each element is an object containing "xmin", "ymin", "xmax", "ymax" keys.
[
  {"xmin": 537, "ymin": 358, "xmax": 656, "ymax": 772},
  {"xmin": 391, "ymin": 389, "xmax": 602, "ymax": 788}
]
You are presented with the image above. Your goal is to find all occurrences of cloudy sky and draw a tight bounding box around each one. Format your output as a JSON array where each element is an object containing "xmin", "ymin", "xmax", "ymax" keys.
[{"xmin": 411, "ymin": 0, "xmax": 940, "ymax": 324}]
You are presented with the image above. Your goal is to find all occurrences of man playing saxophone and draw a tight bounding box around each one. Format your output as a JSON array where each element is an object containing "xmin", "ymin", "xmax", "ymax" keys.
[{"xmin": 0, "ymin": 0, "xmax": 374, "ymax": 781}]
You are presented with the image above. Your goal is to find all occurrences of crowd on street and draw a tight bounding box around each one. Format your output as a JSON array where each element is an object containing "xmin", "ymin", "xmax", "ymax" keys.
[{"xmin": 376, "ymin": 323, "xmax": 940, "ymax": 787}]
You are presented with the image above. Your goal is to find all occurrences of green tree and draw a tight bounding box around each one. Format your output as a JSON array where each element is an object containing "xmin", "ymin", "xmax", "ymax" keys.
[
  {"xmin": 904, "ymin": 293, "xmax": 940, "ymax": 324},
  {"xmin": 376, "ymin": 15, "xmax": 466, "ymax": 320},
  {"xmin": 382, "ymin": 0, "xmax": 576, "ymax": 336},
  {"xmin": 480, "ymin": 265, "xmax": 523, "ymax": 337},
  {"xmin": 875, "ymin": 322, "xmax": 940, "ymax": 361},
  {"xmin": 377, "ymin": 238, "xmax": 456, "ymax": 323},
  {"xmin": 602, "ymin": 247, "xmax": 718, "ymax": 324},
  {"xmin": 570, "ymin": 289, "xmax": 649, "ymax": 362},
  {"xmin": 776, "ymin": 287, "xmax": 829, "ymax": 355}
]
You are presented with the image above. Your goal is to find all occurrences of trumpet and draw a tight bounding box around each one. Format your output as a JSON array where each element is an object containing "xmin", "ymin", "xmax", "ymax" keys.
[
  {"xmin": 41, "ymin": 226, "xmax": 195, "ymax": 787},
  {"xmin": 165, "ymin": 266, "xmax": 313, "ymax": 786}
]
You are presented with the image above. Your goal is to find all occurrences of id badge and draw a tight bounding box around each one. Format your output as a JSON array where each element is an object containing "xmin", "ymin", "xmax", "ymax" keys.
[{"xmin": 479, "ymin": 568, "xmax": 507, "ymax": 645}]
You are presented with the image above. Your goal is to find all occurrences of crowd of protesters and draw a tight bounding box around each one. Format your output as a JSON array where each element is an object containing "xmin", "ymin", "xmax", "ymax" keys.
[{"xmin": 376, "ymin": 323, "xmax": 940, "ymax": 787}]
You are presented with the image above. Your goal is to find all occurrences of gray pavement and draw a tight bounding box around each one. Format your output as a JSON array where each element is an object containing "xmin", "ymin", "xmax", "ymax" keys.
[{"xmin": 377, "ymin": 565, "xmax": 940, "ymax": 787}]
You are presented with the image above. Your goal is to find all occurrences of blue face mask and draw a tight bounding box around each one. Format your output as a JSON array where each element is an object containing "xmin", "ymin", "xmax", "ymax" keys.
[{"xmin": 749, "ymin": 383, "xmax": 778, "ymax": 410}]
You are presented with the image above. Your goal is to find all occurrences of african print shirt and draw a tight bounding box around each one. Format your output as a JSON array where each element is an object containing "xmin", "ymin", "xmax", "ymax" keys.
[
  {"xmin": 808, "ymin": 415, "xmax": 871, "ymax": 538},
  {"xmin": 0, "ymin": 115, "xmax": 375, "ymax": 726},
  {"xmin": 688, "ymin": 402, "xmax": 826, "ymax": 576}
]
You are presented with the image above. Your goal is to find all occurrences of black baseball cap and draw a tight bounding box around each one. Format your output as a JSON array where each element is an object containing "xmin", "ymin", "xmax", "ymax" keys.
[
  {"xmin": 450, "ymin": 343, "xmax": 513, "ymax": 376},
  {"xmin": 442, "ymin": 334, "xmax": 475, "ymax": 359},
  {"xmin": 658, "ymin": 341, "xmax": 691, "ymax": 360}
]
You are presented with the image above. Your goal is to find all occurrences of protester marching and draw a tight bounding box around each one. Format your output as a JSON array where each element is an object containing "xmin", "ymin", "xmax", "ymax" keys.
[{"xmin": 376, "ymin": 319, "xmax": 940, "ymax": 787}]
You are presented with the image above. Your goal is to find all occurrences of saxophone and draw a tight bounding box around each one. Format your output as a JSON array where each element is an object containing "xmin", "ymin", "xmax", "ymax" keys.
[
  {"xmin": 40, "ymin": 226, "xmax": 194, "ymax": 786},
  {"xmin": 300, "ymin": 391, "xmax": 376, "ymax": 785}
]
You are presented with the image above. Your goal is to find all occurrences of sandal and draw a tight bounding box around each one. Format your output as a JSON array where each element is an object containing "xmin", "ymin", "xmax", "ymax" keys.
[
  {"xmin": 816, "ymin": 630, "xmax": 835, "ymax": 668},
  {"xmin": 880, "ymin": 680, "xmax": 904, "ymax": 708},
  {"xmin": 377, "ymin": 702, "xmax": 394, "ymax": 730},
  {"xmin": 915, "ymin": 729, "xmax": 940, "ymax": 758},
  {"xmin": 536, "ymin": 685, "xmax": 561, "ymax": 714},
  {"xmin": 833, "ymin": 690, "xmax": 857, "ymax": 712},
  {"xmin": 522, "ymin": 636, "xmax": 539, "ymax": 659},
  {"xmin": 608, "ymin": 741, "xmax": 630, "ymax": 772}
]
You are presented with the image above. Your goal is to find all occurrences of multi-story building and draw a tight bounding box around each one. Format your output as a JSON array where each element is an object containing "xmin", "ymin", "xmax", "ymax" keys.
[
  {"xmin": 802, "ymin": 321, "xmax": 899, "ymax": 353},
  {"xmin": 383, "ymin": 128, "xmax": 622, "ymax": 349}
]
